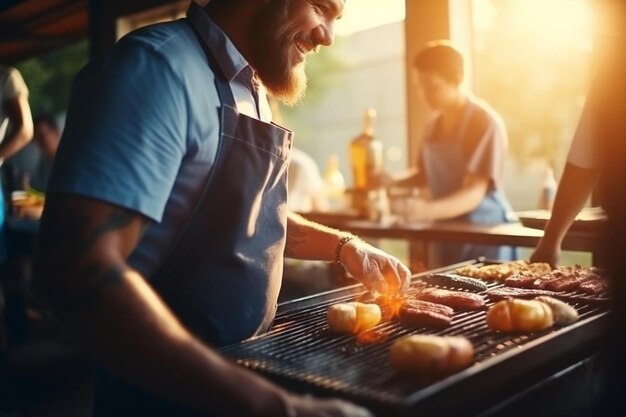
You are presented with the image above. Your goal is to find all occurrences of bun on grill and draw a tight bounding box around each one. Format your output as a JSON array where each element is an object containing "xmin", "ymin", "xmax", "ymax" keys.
[
  {"xmin": 390, "ymin": 334, "xmax": 474, "ymax": 374},
  {"xmin": 327, "ymin": 302, "xmax": 382, "ymax": 334},
  {"xmin": 534, "ymin": 296, "xmax": 579, "ymax": 326},
  {"xmin": 486, "ymin": 298, "xmax": 554, "ymax": 332}
]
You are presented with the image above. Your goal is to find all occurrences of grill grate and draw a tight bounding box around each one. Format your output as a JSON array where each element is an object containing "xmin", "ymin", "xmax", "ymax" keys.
[{"xmin": 219, "ymin": 262, "xmax": 610, "ymax": 412}]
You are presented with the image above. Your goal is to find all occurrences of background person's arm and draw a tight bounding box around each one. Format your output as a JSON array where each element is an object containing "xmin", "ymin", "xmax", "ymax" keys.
[
  {"xmin": 33, "ymin": 193, "xmax": 372, "ymax": 417},
  {"xmin": 530, "ymin": 162, "xmax": 600, "ymax": 266},
  {"xmin": 0, "ymin": 94, "xmax": 33, "ymax": 160},
  {"xmin": 404, "ymin": 173, "xmax": 489, "ymax": 222}
]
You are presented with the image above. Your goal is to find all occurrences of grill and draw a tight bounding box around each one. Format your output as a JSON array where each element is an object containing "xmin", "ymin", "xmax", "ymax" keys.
[{"xmin": 219, "ymin": 260, "xmax": 610, "ymax": 416}]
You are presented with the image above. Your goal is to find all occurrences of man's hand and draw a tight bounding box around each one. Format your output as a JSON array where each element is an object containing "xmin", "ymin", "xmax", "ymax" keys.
[{"xmin": 339, "ymin": 238, "xmax": 411, "ymax": 295}]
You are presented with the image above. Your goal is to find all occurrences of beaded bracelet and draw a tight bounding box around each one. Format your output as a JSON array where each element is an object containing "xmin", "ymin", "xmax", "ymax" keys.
[{"xmin": 335, "ymin": 234, "xmax": 357, "ymax": 266}]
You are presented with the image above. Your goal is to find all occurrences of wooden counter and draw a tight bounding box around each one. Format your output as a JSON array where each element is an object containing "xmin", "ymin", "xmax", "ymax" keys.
[{"xmin": 298, "ymin": 210, "xmax": 604, "ymax": 268}]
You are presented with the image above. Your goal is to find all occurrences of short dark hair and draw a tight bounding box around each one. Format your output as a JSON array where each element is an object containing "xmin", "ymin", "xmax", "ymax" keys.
[
  {"xmin": 413, "ymin": 40, "xmax": 464, "ymax": 85},
  {"xmin": 34, "ymin": 113, "xmax": 58, "ymax": 131}
]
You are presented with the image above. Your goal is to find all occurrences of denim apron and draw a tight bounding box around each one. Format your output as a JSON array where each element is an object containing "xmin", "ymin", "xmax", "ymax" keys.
[
  {"xmin": 94, "ymin": 20, "xmax": 293, "ymax": 417},
  {"xmin": 422, "ymin": 102, "xmax": 517, "ymax": 267}
]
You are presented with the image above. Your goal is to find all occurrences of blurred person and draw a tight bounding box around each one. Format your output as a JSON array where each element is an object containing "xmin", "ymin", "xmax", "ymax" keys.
[
  {"xmin": 0, "ymin": 64, "xmax": 33, "ymax": 350},
  {"xmin": 0, "ymin": 64, "xmax": 33, "ymax": 263},
  {"xmin": 288, "ymin": 147, "xmax": 329, "ymax": 212},
  {"xmin": 529, "ymin": 0, "xmax": 624, "ymax": 269},
  {"xmin": 32, "ymin": 2, "xmax": 410, "ymax": 417},
  {"xmin": 3, "ymin": 140, "xmax": 40, "ymax": 192},
  {"xmin": 531, "ymin": 0, "xmax": 626, "ymax": 414},
  {"xmin": 28, "ymin": 113, "xmax": 61, "ymax": 192},
  {"xmin": 378, "ymin": 41, "xmax": 517, "ymax": 267},
  {"xmin": 529, "ymin": 102, "xmax": 600, "ymax": 267}
]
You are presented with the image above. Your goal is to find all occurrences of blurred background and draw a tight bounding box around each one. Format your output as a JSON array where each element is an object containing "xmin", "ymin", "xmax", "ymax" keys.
[
  {"xmin": 0, "ymin": 1, "xmax": 617, "ymax": 415},
  {"xmin": 2, "ymin": 0, "xmax": 599, "ymax": 264}
]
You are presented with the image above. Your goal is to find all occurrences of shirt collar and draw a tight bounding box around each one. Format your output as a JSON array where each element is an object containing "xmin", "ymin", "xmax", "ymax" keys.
[{"xmin": 186, "ymin": 2, "xmax": 253, "ymax": 84}]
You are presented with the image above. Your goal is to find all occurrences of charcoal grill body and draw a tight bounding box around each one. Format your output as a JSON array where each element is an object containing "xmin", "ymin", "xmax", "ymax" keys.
[{"xmin": 219, "ymin": 261, "xmax": 611, "ymax": 417}]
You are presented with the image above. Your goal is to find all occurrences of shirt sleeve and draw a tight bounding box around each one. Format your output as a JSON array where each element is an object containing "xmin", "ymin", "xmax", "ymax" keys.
[
  {"xmin": 1, "ymin": 66, "xmax": 29, "ymax": 100},
  {"xmin": 48, "ymin": 40, "xmax": 188, "ymax": 222},
  {"xmin": 464, "ymin": 104, "xmax": 507, "ymax": 186}
]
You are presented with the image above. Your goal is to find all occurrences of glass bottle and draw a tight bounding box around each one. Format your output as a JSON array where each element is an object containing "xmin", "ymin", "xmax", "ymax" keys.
[
  {"xmin": 323, "ymin": 154, "xmax": 346, "ymax": 211},
  {"xmin": 538, "ymin": 166, "xmax": 557, "ymax": 211},
  {"xmin": 349, "ymin": 108, "xmax": 383, "ymax": 190},
  {"xmin": 367, "ymin": 188, "xmax": 391, "ymax": 223}
]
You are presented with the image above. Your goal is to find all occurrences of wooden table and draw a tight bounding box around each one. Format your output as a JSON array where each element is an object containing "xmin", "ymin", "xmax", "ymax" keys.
[{"xmin": 298, "ymin": 211, "xmax": 605, "ymax": 268}]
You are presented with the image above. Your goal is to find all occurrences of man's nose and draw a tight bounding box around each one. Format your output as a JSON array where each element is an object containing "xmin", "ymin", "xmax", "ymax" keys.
[{"xmin": 313, "ymin": 22, "xmax": 334, "ymax": 47}]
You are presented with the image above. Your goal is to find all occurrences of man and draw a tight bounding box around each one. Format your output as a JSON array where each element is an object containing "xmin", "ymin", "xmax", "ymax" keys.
[{"xmin": 33, "ymin": 1, "xmax": 410, "ymax": 416}]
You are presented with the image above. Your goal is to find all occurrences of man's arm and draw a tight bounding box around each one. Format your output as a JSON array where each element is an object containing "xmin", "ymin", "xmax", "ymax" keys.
[
  {"xmin": 285, "ymin": 212, "xmax": 411, "ymax": 294},
  {"xmin": 531, "ymin": 163, "xmax": 600, "ymax": 266},
  {"xmin": 0, "ymin": 94, "xmax": 33, "ymax": 160},
  {"xmin": 284, "ymin": 211, "xmax": 346, "ymax": 261},
  {"xmin": 33, "ymin": 193, "xmax": 343, "ymax": 417}
]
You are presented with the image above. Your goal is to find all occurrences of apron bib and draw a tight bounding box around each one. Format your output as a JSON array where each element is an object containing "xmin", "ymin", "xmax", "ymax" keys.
[{"xmin": 151, "ymin": 85, "xmax": 292, "ymax": 347}]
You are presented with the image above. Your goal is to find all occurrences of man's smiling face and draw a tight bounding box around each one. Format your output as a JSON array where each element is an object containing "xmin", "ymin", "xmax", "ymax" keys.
[{"xmin": 248, "ymin": 0, "xmax": 344, "ymax": 105}]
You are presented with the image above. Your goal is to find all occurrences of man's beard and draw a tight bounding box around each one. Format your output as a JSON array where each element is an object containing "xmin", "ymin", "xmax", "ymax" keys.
[{"xmin": 248, "ymin": 0, "xmax": 308, "ymax": 106}]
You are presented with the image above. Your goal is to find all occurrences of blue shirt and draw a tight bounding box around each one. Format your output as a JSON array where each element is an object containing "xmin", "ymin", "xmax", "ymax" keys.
[{"xmin": 48, "ymin": 5, "xmax": 265, "ymax": 276}]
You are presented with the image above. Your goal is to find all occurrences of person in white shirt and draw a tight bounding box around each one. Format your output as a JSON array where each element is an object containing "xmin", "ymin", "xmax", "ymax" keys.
[
  {"xmin": 0, "ymin": 64, "xmax": 33, "ymax": 262},
  {"xmin": 287, "ymin": 147, "xmax": 328, "ymax": 213},
  {"xmin": 530, "ymin": 3, "xmax": 623, "ymax": 267}
]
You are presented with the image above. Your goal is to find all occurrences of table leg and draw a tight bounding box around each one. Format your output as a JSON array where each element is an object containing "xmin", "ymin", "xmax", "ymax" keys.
[{"xmin": 408, "ymin": 241, "xmax": 429, "ymax": 273}]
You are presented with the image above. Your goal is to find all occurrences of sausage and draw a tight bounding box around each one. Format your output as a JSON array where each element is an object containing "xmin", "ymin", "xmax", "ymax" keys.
[
  {"xmin": 414, "ymin": 287, "xmax": 486, "ymax": 310},
  {"xmin": 503, "ymin": 272, "xmax": 545, "ymax": 288},
  {"xmin": 544, "ymin": 275, "xmax": 589, "ymax": 292},
  {"xmin": 578, "ymin": 278, "xmax": 609, "ymax": 294},
  {"xmin": 486, "ymin": 287, "xmax": 559, "ymax": 301},
  {"xmin": 399, "ymin": 299, "xmax": 454, "ymax": 328},
  {"xmin": 419, "ymin": 273, "xmax": 488, "ymax": 292}
]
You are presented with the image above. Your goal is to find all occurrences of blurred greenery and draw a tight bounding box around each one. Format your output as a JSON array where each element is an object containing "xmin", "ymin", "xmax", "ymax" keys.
[{"xmin": 15, "ymin": 40, "xmax": 88, "ymax": 118}]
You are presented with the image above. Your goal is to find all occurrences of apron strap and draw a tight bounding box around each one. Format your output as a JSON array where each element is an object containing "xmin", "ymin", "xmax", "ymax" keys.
[{"xmin": 150, "ymin": 22, "xmax": 236, "ymax": 278}]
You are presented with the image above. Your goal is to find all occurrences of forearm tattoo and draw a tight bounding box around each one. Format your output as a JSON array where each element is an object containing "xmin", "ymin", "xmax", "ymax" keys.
[{"xmin": 37, "ymin": 199, "xmax": 143, "ymax": 315}]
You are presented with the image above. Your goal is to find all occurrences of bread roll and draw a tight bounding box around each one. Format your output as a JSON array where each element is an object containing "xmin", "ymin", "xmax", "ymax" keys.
[
  {"xmin": 534, "ymin": 296, "xmax": 579, "ymax": 326},
  {"xmin": 327, "ymin": 302, "xmax": 382, "ymax": 334},
  {"xmin": 390, "ymin": 334, "xmax": 474, "ymax": 374},
  {"xmin": 486, "ymin": 298, "xmax": 554, "ymax": 332}
]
